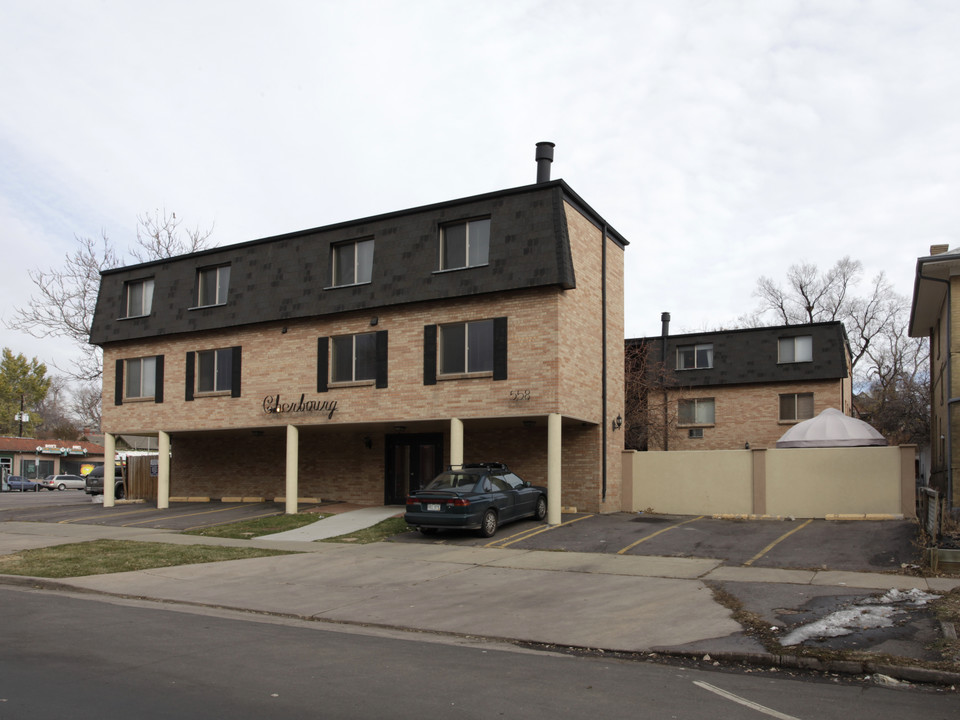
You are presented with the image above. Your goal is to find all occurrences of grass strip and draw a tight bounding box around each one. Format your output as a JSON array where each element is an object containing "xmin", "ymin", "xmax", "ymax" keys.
[
  {"xmin": 0, "ymin": 539, "xmax": 294, "ymax": 578},
  {"xmin": 319, "ymin": 516, "xmax": 412, "ymax": 544},
  {"xmin": 183, "ymin": 512, "xmax": 325, "ymax": 539}
]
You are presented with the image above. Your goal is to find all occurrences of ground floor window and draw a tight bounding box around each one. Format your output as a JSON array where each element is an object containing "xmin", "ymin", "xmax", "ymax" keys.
[{"xmin": 780, "ymin": 392, "xmax": 814, "ymax": 422}]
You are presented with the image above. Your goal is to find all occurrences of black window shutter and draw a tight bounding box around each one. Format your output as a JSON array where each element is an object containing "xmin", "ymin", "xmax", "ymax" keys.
[
  {"xmin": 317, "ymin": 337, "xmax": 329, "ymax": 393},
  {"xmin": 154, "ymin": 355, "xmax": 164, "ymax": 404},
  {"xmin": 185, "ymin": 352, "xmax": 195, "ymax": 402},
  {"xmin": 423, "ymin": 325, "xmax": 437, "ymax": 386},
  {"xmin": 375, "ymin": 330, "xmax": 388, "ymax": 389},
  {"xmin": 493, "ymin": 316, "xmax": 508, "ymax": 381},
  {"xmin": 231, "ymin": 346, "xmax": 242, "ymax": 398},
  {"xmin": 115, "ymin": 359, "xmax": 124, "ymax": 406}
]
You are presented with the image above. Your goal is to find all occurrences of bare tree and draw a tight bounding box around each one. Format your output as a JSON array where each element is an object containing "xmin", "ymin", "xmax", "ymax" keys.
[
  {"xmin": 624, "ymin": 340, "xmax": 684, "ymax": 451},
  {"xmin": 7, "ymin": 210, "xmax": 213, "ymax": 383},
  {"xmin": 70, "ymin": 381, "xmax": 103, "ymax": 435}
]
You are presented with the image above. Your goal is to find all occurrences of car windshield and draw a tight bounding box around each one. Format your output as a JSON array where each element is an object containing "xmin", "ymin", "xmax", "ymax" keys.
[{"xmin": 423, "ymin": 472, "xmax": 479, "ymax": 492}]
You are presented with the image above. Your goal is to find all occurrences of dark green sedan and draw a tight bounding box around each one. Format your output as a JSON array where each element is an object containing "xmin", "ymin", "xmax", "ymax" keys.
[{"xmin": 404, "ymin": 463, "xmax": 547, "ymax": 538}]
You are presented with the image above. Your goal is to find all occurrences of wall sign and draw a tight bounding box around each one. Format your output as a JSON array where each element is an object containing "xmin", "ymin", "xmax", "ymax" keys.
[{"xmin": 263, "ymin": 394, "xmax": 338, "ymax": 419}]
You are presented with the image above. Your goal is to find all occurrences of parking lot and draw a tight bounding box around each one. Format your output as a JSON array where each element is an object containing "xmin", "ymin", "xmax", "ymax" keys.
[{"xmin": 0, "ymin": 492, "xmax": 921, "ymax": 572}]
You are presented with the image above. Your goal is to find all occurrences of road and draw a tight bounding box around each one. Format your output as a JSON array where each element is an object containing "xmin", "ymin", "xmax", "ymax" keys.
[{"xmin": 0, "ymin": 587, "xmax": 954, "ymax": 719}]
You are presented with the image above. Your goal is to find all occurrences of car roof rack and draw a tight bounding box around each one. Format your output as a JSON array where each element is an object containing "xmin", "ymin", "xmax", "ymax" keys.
[{"xmin": 448, "ymin": 462, "xmax": 510, "ymax": 472}]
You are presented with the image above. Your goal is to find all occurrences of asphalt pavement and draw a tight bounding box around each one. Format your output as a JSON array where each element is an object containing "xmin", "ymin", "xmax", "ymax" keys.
[{"xmin": 1, "ymin": 502, "xmax": 959, "ymax": 686}]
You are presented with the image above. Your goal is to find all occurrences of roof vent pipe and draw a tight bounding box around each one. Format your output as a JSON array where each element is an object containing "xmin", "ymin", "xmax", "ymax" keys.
[
  {"xmin": 535, "ymin": 141, "xmax": 555, "ymax": 183},
  {"xmin": 661, "ymin": 312, "xmax": 671, "ymax": 337}
]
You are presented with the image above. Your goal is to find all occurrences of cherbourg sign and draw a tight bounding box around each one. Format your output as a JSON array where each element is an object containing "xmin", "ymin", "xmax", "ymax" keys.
[{"xmin": 263, "ymin": 394, "xmax": 338, "ymax": 420}]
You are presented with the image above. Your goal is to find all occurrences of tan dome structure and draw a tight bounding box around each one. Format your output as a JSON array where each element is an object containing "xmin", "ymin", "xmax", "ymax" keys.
[{"xmin": 776, "ymin": 408, "xmax": 887, "ymax": 448}]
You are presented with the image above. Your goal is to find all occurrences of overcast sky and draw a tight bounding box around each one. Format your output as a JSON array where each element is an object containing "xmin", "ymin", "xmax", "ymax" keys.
[{"xmin": 2, "ymin": 0, "xmax": 959, "ymax": 378}]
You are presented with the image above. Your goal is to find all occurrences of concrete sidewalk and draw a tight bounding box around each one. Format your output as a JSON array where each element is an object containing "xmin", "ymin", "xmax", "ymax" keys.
[{"xmin": 1, "ymin": 519, "xmax": 958, "ymax": 683}]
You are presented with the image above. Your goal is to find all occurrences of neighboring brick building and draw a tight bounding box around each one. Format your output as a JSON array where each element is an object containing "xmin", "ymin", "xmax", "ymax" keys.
[
  {"xmin": 910, "ymin": 244, "xmax": 959, "ymax": 509},
  {"xmin": 89, "ymin": 144, "xmax": 628, "ymax": 514},
  {"xmin": 627, "ymin": 320, "xmax": 852, "ymax": 451}
]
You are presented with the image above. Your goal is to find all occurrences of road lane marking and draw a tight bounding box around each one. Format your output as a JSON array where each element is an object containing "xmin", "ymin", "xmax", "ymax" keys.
[
  {"xmin": 743, "ymin": 518, "xmax": 813, "ymax": 566},
  {"xmin": 616, "ymin": 515, "xmax": 704, "ymax": 555},
  {"xmin": 485, "ymin": 514, "xmax": 594, "ymax": 548},
  {"xmin": 693, "ymin": 681, "xmax": 802, "ymax": 720}
]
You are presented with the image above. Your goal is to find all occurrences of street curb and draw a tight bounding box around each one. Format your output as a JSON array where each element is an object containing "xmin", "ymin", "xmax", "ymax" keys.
[{"xmin": 4, "ymin": 573, "xmax": 959, "ymax": 688}]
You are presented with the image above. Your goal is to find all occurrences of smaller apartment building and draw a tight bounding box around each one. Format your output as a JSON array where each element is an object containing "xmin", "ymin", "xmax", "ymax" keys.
[
  {"xmin": 89, "ymin": 148, "xmax": 627, "ymax": 515},
  {"xmin": 629, "ymin": 321, "xmax": 852, "ymax": 451}
]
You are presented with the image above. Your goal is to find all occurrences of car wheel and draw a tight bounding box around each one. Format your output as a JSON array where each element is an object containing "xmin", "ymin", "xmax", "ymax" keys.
[
  {"xmin": 116, "ymin": 485, "xmax": 125, "ymax": 500},
  {"xmin": 57, "ymin": 484, "xmax": 66, "ymax": 491},
  {"xmin": 478, "ymin": 509, "xmax": 498, "ymax": 538},
  {"xmin": 534, "ymin": 495, "xmax": 547, "ymax": 521}
]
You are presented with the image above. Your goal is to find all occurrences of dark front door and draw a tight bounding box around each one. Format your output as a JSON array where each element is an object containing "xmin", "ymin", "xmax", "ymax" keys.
[{"xmin": 384, "ymin": 433, "xmax": 443, "ymax": 505}]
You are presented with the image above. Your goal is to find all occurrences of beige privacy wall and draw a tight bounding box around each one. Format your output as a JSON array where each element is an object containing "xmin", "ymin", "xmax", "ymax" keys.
[{"xmin": 623, "ymin": 445, "xmax": 916, "ymax": 519}]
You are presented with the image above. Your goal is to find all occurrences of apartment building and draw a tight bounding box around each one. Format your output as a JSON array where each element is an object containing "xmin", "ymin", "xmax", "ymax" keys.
[
  {"xmin": 627, "ymin": 319, "xmax": 852, "ymax": 451},
  {"xmin": 89, "ymin": 144, "xmax": 628, "ymax": 515}
]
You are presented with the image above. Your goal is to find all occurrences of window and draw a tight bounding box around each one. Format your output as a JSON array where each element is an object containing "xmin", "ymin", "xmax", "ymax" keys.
[
  {"xmin": 331, "ymin": 333, "xmax": 377, "ymax": 383},
  {"xmin": 124, "ymin": 278, "xmax": 154, "ymax": 317},
  {"xmin": 440, "ymin": 218, "xmax": 490, "ymax": 270},
  {"xmin": 196, "ymin": 348, "xmax": 233, "ymax": 393},
  {"xmin": 125, "ymin": 357, "xmax": 157, "ymax": 399},
  {"xmin": 780, "ymin": 393, "xmax": 814, "ymax": 422},
  {"xmin": 678, "ymin": 398, "xmax": 715, "ymax": 425},
  {"xmin": 677, "ymin": 343, "xmax": 713, "ymax": 370},
  {"xmin": 440, "ymin": 319, "xmax": 494, "ymax": 374},
  {"xmin": 332, "ymin": 238, "xmax": 374, "ymax": 287},
  {"xmin": 197, "ymin": 265, "xmax": 230, "ymax": 307},
  {"xmin": 778, "ymin": 335, "xmax": 812, "ymax": 363}
]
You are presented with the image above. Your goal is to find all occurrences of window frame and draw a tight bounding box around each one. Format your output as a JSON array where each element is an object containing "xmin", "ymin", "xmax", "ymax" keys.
[
  {"xmin": 439, "ymin": 319, "xmax": 495, "ymax": 376},
  {"xmin": 196, "ymin": 265, "xmax": 231, "ymax": 308},
  {"xmin": 677, "ymin": 397, "xmax": 715, "ymax": 426},
  {"xmin": 330, "ymin": 332, "xmax": 378, "ymax": 384},
  {"xmin": 779, "ymin": 392, "xmax": 815, "ymax": 422},
  {"xmin": 123, "ymin": 278, "xmax": 154, "ymax": 318},
  {"xmin": 778, "ymin": 335, "xmax": 813, "ymax": 364},
  {"xmin": 676, "ymin": 343, "xmax": 713, "ymax": 370},
  {"xmin": 124, "ymin": 356, "xmax": 157, "ymax": 400},
  {"xmin": 195, "ymin": 348, "xmax": 234, "ymax": 394},
  {"xmin": 331, "ymin": 238, "xmax": 374, "ymax": 288},
  {"xmin": 438, "ymin": 217, "xmax": 491, "ymax": 271}
]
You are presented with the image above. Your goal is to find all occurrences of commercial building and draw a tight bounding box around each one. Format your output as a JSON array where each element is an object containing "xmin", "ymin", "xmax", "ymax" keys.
[{"xmin": 89, "ymin": 144, "xmax": 628, "ymax": 516}]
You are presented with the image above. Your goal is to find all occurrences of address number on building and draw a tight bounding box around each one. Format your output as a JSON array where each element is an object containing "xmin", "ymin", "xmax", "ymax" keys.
[{"xmin": 509, "ymin": 389, "xmax": 531, "ymax": 401}]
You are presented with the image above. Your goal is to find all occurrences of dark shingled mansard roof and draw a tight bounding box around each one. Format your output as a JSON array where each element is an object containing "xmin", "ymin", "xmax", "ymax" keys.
[{"xmin": 90, "ymin": 180, "xmax": 626, "ymax": 346}]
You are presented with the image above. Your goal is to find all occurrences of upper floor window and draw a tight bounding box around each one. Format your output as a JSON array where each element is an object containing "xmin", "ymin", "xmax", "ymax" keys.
[
  {"xmin": 678, "ymin": 397, "xmax": 715, "ymax": 425},
  {"xmin": 677, "ymin": 343, "xmax": 713, "ymax": 370},
  {"xmin": 440, "ymin": 218, "xmax": 490, "ymax": 270},
  {"xmin": 780, "ymin": 392, "xmax": 814, "ymax": 422},
  {"xmin": 440, "ymin": 319, "xmax": 494, "ymax": 374},
  {"xmin": 124, "ymin": 278, "xmax": 154, "ymax": 318},
  {"xmin": 197, "ymin": 265, "xmax": 230, "ymax": 307},
  {"xmin": 196, "ymin": 348, "xmax": 233, "ymax": 393},
  {"xmin": 124, "ymin": 357, "xmax": 157, "ymax": 399},
  {"xmin": 778, "ymin": 335, "xmax": 812, "ymax": 363},
  {"xmin": 331, "ymin": 333, "xmax": 377, "ymax": 383},
  {"xmin": 332, "ymin": 238, "xmax": 374, "ymax": 287}
]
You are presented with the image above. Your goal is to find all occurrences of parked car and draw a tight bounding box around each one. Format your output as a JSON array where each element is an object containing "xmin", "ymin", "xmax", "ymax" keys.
[
  {"xmin": 6, "ymin": 475, "xmax": 40, "ymax": 492},
  {"xmin": 39, "ymin": 474, "xmax": 87, "ymax": 491},
  {"xmin": 84, "ymin": 465, "xmax": 125, "ymax": 499},
  {"xmin": 404, "ymin": 462, "xmax": 547, "ymax": 538}
]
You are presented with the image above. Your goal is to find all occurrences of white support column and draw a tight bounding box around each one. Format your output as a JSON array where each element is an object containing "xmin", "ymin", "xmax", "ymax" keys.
[
  {"xmin": 103, "ymin": 433, "xmax": 116, "ymax": 508},
  {"xmin": 285, "ymin": 424, "xmax": 299, "ymax": 515},
  {"xmin": 547, "ymin": 413, "xmax": 562, "ymax": 525},
  {"xmin": 157, "ymin": 431, "xmax": 171, "ymax": 509},
  {"xmin": 450, "ymin": 418, "xmax": 464, "ymax": 467}
]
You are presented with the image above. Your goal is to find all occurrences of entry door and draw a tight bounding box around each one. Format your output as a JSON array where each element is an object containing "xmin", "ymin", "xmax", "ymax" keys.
[{"xmin": 385, "ymin": 433, "xmax": 443, "ymax": 505}]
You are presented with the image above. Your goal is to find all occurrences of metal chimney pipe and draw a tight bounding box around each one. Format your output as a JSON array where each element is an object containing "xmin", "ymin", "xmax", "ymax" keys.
[
  {"xmin": 661, "ymin": 312, "xmax": 671, "ymax": 337},
  {"xmin": 535, "ymin": 142, "xmax": 555, "ymax": 183}
]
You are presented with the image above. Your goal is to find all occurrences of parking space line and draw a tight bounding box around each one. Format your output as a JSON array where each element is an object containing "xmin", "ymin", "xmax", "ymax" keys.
[
  {"xmin": 58, "ymin": 507, "xmax": 161, "ymax": 523},
  {"xmin": 485, "ymin": 514, "xmax": 594, "ymax": 548},
  {"xmin": 742, "ymin": 518, "xmax": 813, "ymax": 566},
  {"xmin": 616, "ymin": 515, "xmax": 704, "ymax": 555},
  {"xmin": 121, "ymin": 504, "xmax": 265, "ymax": 527},
  {"xmin": 182, "ymin": 510, "xmax": 282, "ymax": 532}
]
